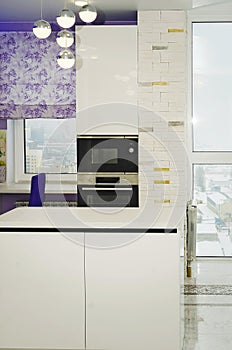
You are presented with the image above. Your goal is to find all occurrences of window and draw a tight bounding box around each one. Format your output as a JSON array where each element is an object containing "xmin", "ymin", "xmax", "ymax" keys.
[
  {"xmin": 13, "ymin": 119, "xmax": 77, "ymax": 183},
  {"xmin": 194, "ymin": 165, "xmax": 232, "ymax": 256},
  {"xmin": 24, "ymin": 119, "xmax": 77, "ymax": 174},
  {"xmin": 192, "ymin": 21, "xmax": 232, "ymax": 256},
  {"xmin": 193, "ymin": 22, "xmax": 232, "ymax": 151}
]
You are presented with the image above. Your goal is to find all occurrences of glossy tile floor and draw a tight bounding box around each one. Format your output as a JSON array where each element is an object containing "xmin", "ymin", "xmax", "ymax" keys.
[{"xmin": 182, "ymin": 258, "xmax": 232, "ymax": 349}]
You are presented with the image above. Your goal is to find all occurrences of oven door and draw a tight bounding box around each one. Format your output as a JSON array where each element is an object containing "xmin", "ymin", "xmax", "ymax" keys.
[
  {"xmin": 77, "ymin": 185, "xmax": 138, "ymax": 207},
  {"xmin": 77, "ymin": 137, "xmax": 138, "ymax": 173}
]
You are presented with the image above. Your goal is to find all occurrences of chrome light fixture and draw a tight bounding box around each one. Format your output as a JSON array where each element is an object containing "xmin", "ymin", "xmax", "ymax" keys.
[
  {"xmin": 57, "ymin": 49, "xmax": 75, "ymax": 69},
  {"xmin": 33, "ymin": 0, "xmax": 51, "ymax": 39},
  {"xmin": 79, "ymin": 4, "xmax": 97, "ymax": 23},
  {"xmin": 56, "ymin": 8, "xmax": 76, "ymax": 28},
  {"xmin": 74, "ymin": 0, "xmax": 88, "ymax": 6},
  {"xmin": 56, "ymin": 30, "xmax": 74, "ymax": 48},
  {"xmin": 33, "ymin": 19, "xmax": 51, "ymax": 39}
]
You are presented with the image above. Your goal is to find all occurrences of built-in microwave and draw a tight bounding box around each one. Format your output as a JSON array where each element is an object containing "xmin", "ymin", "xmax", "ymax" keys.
[{"xmin": 77, "ymin": 136, "xmax": 138, "ymax": 173}]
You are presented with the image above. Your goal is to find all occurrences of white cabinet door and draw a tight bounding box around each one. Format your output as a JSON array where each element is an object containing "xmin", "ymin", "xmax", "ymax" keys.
[
  {"xmin": 76, "ymin": 25, "xmax": 138, "ymax": 135},
  {"xmin": 85, "ymin": 232, "xmax": 180, "ymax": 350},
  {"xmin": 0, "ymin": 232, "xmax": 85, "ymax": 349}
]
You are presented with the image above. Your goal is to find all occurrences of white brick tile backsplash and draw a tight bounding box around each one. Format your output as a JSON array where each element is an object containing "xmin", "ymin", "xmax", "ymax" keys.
[
  {"xmin": 162, "ymin": 32, "xmax": 186, "ymax": 43},
  {"xmin": 160, "ymin": 32, "xmax": 186, "ymax": 44},
  {"xmin": 138, "ymin": 73, "xmax": 153, "ymax": 83},
  {"xmin": 139, "ymin": 86, "xmax": 153, "ymax": 94},
  {"xmin": 152, "ymin": 62, "xmax": 169, "ymax": 72},
  {"xmin": 168, "ymin": 103, "xmax": 185, "ymax": 112},
  {"xmin": 153, "ymin": 22, "xmax": 170, "ymax": 33},
  {"xmin": 161, "ymin": 73, "xmax": 185, "ymax": 82},
  {"xmin": 160, "ymin": 51, "xmax": 185, "ymax": 63},
  {"xmin": 160, "ymin": 11, "xmax": 185, "ymax": 22},
  {"xmin": 139, "ymin": 23, "xmax": 153, "ymax": 33},
  {"xmin": 139, "ymin": 51, "xmax": 153, "ymax": 60},
  {"xmin": 138, "ymin": 11, "xmax": 161, "ymax": 22},
  {"xmin": 138, "ymin": 10, "xmax": 186, "ymax": 216},
  {"xmin": 165, "ymin": 112, "xmax": 186, "ymax": 119},
  {"xmin": 152, "ymin": 84, "xmax": 169, "ymax": 92},
  {"xmin": 152, "ymin": 92, "xmax": 161, "ymax": 102},
  {"xmin": 168, "ymin": 42, "xmax": 186, "ymax": 51},
  {"xmin": 140, "ymin": 42, "xmax": 153, "ymax": 51},
  {"xmin": 168, "ymin": 81, "xmax": 185, "ymax": 91},
  {"xmin": 152, "ymin": 51, "xmax": 161, "ymax": 63},
  {"xmin": 153, "ymin": 143, "xmax": 166, "ymax": 152},
  {"xmin": 166, "ymin": 21, "xmax": 186, "ymax": 29},
  {"xmin": 160, "ymin": 92, "xmax": 169, "ymax": 103},
  {"xmin": 139, "ymin": 108, "xmax": 160, "ymax": 122},
  {"xmin": 138, "ymin": 99, "xmax": 153, "ymax": 110},
  {"xmin": 151, "ymin": 33, "xmax": 162, "ymax": 42},
  {"xmin": 139, "ymin": 32, "xmax": 153, "ymax": 43},
  {"xmin": 166, "ymin": 92, "xmax": 185, "ymax": 104},
  {"xmin": 152, "ymin": 151, "xmax": 172, "ymax": 161},
  {"xmin": 153, "ymin": 102, "xmax": 169, "ymax": 112},
  {"xmin": 150, "ymin": 71, "xmax": 162, "ymax": 81}
]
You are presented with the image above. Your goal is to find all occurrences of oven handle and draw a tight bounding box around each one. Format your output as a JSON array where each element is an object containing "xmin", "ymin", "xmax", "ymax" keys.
[{"xmin": 81, "ymin": 187, "xmax": 133, "ymax": 191}]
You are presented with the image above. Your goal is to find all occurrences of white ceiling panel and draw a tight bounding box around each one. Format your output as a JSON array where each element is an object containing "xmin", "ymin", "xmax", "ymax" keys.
[{"xmin": 0, "ymin": 0, "xmax": 230, "ymax": 22}]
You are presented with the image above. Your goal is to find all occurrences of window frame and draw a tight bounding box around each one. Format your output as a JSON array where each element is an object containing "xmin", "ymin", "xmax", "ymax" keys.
[
  {"xmin": 188, "ymin": 14, "xmax": 232, "ymax": 256},
  {"xmin": 14, "ymin": 119, "xmax": 77, "ymax": 184},
  {"xmin": 188, "ymin": 14, "xmax": 232, "ymax": 174}
]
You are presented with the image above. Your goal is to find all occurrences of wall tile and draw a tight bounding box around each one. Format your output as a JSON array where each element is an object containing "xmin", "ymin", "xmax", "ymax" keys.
[{"xmin": 138, "ymin": 10, "xmax": 187, "ymax": 217}]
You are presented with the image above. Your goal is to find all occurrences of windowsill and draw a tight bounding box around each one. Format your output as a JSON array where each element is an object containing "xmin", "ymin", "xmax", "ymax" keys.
[{"xmin": 0, "ymin": 182, "xmax": 76, "ymax": 194}]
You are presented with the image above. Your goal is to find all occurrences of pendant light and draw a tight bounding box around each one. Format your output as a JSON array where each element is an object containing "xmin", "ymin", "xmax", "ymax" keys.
[
  {"xmin": 57, "ymin": 49, "xmax": 75, "ymax": 69},
  {"xmin": 75, "ymin": 0, "xmax": 88, "ymax": 6},
  {"xmin": 33, "ymin": 0, "xmax": 51, "ymax": 39},
  {"xmin": 56, "ymin": 2, "xmax": 76, "ymax": 29},
  {"xmin": 56, "ymin": 30, "xmax": 74, "ymax": 48},
  {"xmin": 79, "ymin": 4, "xmax": 97, "ymax": 23}
]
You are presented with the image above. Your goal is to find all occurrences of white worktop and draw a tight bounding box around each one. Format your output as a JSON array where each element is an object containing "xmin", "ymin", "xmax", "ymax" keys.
[
  {"xmin": 0, "ymin": 207, "xmax": 178, "ymax": 231},
  {"xmin": 0, "ymin": 182, "xmax": 76, "ymax": 194}
]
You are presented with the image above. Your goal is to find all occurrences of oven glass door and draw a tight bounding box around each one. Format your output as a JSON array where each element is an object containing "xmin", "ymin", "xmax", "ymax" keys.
[
  {"xmin": 77, "ymin": 137, "xmax": 138, "ymax": 173},
  {"xmin": 77, "ymin": 185, "xmax": 138, "ymax": 207}
]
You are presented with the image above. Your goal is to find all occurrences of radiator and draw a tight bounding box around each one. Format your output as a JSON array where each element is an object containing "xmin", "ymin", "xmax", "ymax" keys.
[{"xmin": 16, "ymin": 201, "xmax": 76, "ymax": 207}]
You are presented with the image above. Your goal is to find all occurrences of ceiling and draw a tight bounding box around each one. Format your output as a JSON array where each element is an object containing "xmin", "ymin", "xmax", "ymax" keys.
[{"xmin": 0, "ymin": 0, "xmax": 231, "ymax": 22}]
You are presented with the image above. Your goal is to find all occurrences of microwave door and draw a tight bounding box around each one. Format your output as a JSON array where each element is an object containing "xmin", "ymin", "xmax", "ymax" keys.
[
  {"xmin": 91, "ymin": 148, "xmax": 118, "ymax": 165},
  {"xmin": 77, "ymin": 137, "xmax": 138, "ymax": 173}
]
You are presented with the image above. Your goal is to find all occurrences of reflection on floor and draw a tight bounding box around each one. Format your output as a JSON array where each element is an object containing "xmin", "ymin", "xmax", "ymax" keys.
[{"xmin": 183, "ymin": 258, "xmax": 232, "ymax": 349}]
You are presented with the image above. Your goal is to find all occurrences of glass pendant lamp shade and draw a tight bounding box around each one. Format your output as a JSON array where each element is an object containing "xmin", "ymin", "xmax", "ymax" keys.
[
  {"xmin": 56, "ymin": 8, "xmax": 76, "ymax": 28},
  {"xmin": 79, "ymin": 4, "xmax": 97, "ymax": 23},
  {"xmin": 56, "ymin": 30, "xmax": 74, "ymax": 48},
  {"xmin": 75, "ymin": 0, "xmax": 88, "ymax": 6},
  {"xmin": 33, "ymin": 19, "xmax": 51, "ymax": 39},
  {"xmin": 57, "ymin": 49, "xmax": 75, "ymax": 69}
]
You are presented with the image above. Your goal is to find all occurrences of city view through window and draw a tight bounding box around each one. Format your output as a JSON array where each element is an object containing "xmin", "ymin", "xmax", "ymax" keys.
[
  {"xmin": 192, "ymin": 22, "xmax": 232, "ymax": 256},
  {"xmin": 194, "ymin": 165, "xmax": 232, "ymax": 256},
  {"xmin": 25, "ymin": 119, "xmax": 77, "ymax": 174}
]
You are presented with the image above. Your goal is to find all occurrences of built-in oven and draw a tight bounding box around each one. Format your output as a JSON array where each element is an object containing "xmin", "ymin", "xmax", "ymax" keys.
[
  {"xmin": 77, "ymin": 135, "xmax": 138, "ymax": 173},
  {"xmin": 77, "ymin": 173, "xmax": 138, "ymax": 207}
]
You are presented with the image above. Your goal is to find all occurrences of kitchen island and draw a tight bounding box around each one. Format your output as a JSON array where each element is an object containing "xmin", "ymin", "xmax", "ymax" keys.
[{"xmin": 0, "ymin": 207, "xmax": 181, "ymax": 350}]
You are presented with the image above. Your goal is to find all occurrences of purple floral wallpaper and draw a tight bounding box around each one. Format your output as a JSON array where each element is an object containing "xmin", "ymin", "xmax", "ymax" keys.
[{"xmin": 0, "ymin": 32, "xmax": 76, "ymax": 119}]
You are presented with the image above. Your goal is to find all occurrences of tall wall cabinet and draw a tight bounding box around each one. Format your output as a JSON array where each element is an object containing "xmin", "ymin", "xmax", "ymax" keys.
[{"xmin": 76, "ymin": 25, "xmax": 138, "ymax": 135}]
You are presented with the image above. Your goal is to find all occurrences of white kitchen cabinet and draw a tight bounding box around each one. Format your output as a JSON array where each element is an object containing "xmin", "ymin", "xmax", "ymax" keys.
[
  {"xmin": 76, "ymin": 25, "xmax": 138, "ymax": 135},
  {"xmin": 0, "ymin": 232, "xmax": 85, "ymax": 349},
  {"xmin": 85, "ymin": 232, "xmax": 180, "ymax": 350},
  {"xmin": 0, "ymin": 212, "xmax": 180, "ymax": 350}
]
